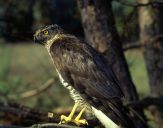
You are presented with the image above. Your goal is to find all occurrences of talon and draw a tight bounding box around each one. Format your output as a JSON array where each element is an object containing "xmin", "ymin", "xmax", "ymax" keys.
[
  {"xmin": 58, "ymin": 103, "xmax": 88, "ymax": 126},
  {"xmin": 59, "ymin": 115, "xmax": 72, "ymax": 124},
  {"xmin": 59, "ymin": 103, "xmax": 79, "ymax": 124},
  {"xmin": 73, "ymin": 106, "xmax": 88, "ymax": 126},
  {"xmin": 73, "ymin": 118, "xmax": 88, "ymax": 126}
]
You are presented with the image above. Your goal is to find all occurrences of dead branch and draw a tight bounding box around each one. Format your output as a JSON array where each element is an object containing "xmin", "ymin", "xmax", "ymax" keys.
[
  {"xmin": 149, "ymin": 34, "xmax": 163, "ymax": 44},
  {"xmin": 19, "ymin": 78, "xmax": 55, "ymax": 99},
  {"xmin": 0, "ymin": 97, "xmax": 162, "ymax": 127},
  {"xmin": 31, "ymin": 123, "xmax": 83, "ymax": 128},
  {"xmin": 0, "ymin": 101, "xmax": 100, "ymax": 127},
  {"xmin": 123, "ymin": 41, "xmax": 142, "ymax": 51},
  {"xmin": 123, "ymin": 34, "xmax": 163, "ymax": 51},
  {"xmin": 0, "ymin": 101, "xmax": 60, "ymax": 124},
  {"xmin": 126, "ymin": 97, "xmax": 162, "ymax": 110},
  {"xmin": 0, "ymin": 124, "xmax": 82, "ymax": 128},
  {"xmin": 0, "ymin": 126, "xmax": 26, "ymax": 128}
]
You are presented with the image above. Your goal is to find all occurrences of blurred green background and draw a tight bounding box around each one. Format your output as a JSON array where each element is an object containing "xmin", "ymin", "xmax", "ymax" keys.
[
  {"xmin": 0, "ymin": 0, "xmax": 152, "ymax": 126},
  {"xmin": 0, "ymin": 43, "xmax": 150, "ymax": 110}
]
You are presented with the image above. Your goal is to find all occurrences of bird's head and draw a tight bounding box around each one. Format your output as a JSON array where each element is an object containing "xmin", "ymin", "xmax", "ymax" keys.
[{"xmin": 34, "ymin": 24, "xmax": 64, "ymax": 45}]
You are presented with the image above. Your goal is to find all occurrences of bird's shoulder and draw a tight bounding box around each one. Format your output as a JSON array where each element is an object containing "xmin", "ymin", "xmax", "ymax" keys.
[
  {"xmin": 49, "ymin": 34, "xmax": 124, "ymax": 99},
  {"xmin": 49, "ymin": 34, "xmax": 93, "ymax": 59}
]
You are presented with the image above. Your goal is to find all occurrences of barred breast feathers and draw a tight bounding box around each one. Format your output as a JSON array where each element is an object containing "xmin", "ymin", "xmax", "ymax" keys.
[{"xmin": 56, "ymin": 69, "xmax": 84, "ymax": 103}]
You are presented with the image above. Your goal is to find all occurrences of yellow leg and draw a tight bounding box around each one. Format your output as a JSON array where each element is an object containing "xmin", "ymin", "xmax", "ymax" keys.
[
  {"xmin": 73, "ymin": 106, "xmax": 88, "ymax": 126},
  {"xmin": 59, "ymin": 102, "xmax": 79, "ymax": 124}
]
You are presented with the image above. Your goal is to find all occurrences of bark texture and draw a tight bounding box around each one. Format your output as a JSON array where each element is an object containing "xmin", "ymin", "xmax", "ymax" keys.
[
  {"xmin": 137, "ymin": 0, "xmax": 163, "ymax": 127},
  {"xmin": 137, "ymin": 0, "xmax": 163, "ymax": 96},
  {"xmin": 77, "ymin": 0, "xmax": 148, "ymax": 127},
  {"xmin": 77, "ymin": 0, "xmax": 137, "ymax": 102}
]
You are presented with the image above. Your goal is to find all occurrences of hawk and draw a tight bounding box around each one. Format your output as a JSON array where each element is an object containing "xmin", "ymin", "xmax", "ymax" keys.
[{"xmin": 34, "ymin": 25, "xmax": 132, "ymax": 128}]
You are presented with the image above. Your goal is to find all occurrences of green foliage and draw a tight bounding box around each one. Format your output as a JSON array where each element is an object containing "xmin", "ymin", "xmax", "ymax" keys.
[
  {"xmin": 0, "ymin": 44, "xmax": 150, "ymax": 108},
  {"xmin": 0, "ymin": 46, "xmax": 10, "ymax": 80},
  {"xmin": 0, "ymin": 45, "xmax": 28, "ymax": 97},
  {"xmin": 0, "ymin": 43, "xmax": 73, "ymax": 110},
  {"xmin": 0, "ymin": 43, "xmax": 154, "ymax": 127},
  {"xmin": 125, "ymin": 50, "xmax": 150, "ymax": 97},
  {"xmin": 0, "ymin": 81, "xmax": 9, "ymax": 94},
  {"xmin": 0, "ymin": 45, "xmax": 12, "ymax": 95}
]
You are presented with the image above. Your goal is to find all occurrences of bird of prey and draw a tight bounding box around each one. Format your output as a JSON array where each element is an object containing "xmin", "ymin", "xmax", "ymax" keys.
[{"xmin": 34, "ymin": 24, "xmax": 132, "ymax": 128}]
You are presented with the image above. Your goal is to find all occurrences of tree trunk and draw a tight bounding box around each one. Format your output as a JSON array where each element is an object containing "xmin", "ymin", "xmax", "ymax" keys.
[
  {"xmin": 77, "ymin": 0, "xmax": 137, "ymax": 103},
  {"xmin": 137, "ymin": 0, "xmax": 163, "ymax": 96},
  {"xmin": 77, "ymin": 0, "xmax": 147, "ymax": 127},
  {"xmin": 137, "ymin": 0, "xmax": 163, "ymax": 127}
]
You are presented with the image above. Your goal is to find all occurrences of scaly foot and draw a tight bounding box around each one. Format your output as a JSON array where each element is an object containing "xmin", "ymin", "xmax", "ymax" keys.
[
  {"xmin": 73, "ymin": 118, "xmax": 88, "ymax": 126},
  {"xmin": 59, "ymin": 115, "xmax": 72, "ymax": 124},
  {"xmin": 59, "ymin": 102, "xmax": 79, "ymax": 124},
  {"xmin": 59, "ymin": 103, "xmax": 88, "ymax": 126},
  {"xmin": 73, "ymin": 106, "xmax": 88, "ymax": 126}
]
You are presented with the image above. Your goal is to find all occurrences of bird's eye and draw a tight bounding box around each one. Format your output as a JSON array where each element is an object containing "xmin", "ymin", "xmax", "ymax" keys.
[{"xmin": 43, "ymin": 30, "xmax": 49, "ymax": 35}]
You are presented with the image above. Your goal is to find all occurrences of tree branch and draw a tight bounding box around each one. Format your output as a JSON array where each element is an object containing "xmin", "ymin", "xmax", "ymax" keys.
[
  {"xmin": 123, "ymin": 34, "xmax": 163, "ymax": 51},
  {"xmin": 19, "ymin": 78, "xmax": 55, "ymax": 99},
  {"xmin": 31, "ymin": 123, "xmax": 83, "ymax": 128},
  {"xmin": 0, "ymin": 124, "xmax": 82, "ymax": 128},
  {"xmin": 126, "ymin": 97, "xmax": 162, "ymax": 110},
  {"xmin": 0, "ymin": 101, "xmax": 100, "ymax": 127},
  {"xmin": 7, "ymin": 78, "xmax": 56, "ymax": 100},
  {"xmin": 149, "ymin": 34, "xmax": 163, "ymax": 44},
  {"xmin": 0, "ymin": 101, "xmax": 60, "ymax": 124},
  {"xmin": 123, "ymin": 41, "xmax": 142, "ymax": 51},
  {"xmin": 0, "ymin": 97, "xmax": 162, "ymax": 127},
  {"xmin": 114, "ymin": 0, "xmax": 163, "ymax": 7}
]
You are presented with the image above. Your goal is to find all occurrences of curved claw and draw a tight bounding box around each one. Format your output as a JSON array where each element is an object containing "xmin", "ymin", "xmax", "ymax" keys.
[
  {"xmin": 73, "ymin": 106, "xmax": 88, "ymax": 126},
  {"xmin": 58, "ymin": 103, "xmax": 88, "ymax": 126},
  {"xmin": 59, "ymin": 103, "xmax": 79, "ymax": 124},
  {"xmin": 73, "ymin": 118, "xmax": 88, "ymax": 126},
  {"xmin": 59, "ymin": 115, "xmax": 72, "ymax": 124}
]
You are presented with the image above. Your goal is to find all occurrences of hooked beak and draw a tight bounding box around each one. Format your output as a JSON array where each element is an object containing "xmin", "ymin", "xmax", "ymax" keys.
[
  {"xmin": 34, "ymin": 35, "xmax": 39, "ymax": 44},
  {"xmin": 33, "ymin": 34, "xmax": 45, "ymax": 45}
]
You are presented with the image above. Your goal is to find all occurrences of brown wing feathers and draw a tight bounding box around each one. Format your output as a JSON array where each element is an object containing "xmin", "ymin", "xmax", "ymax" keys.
[{"xmin": 50, "ymin": 36, "xmax": 133, "ymax": 127}]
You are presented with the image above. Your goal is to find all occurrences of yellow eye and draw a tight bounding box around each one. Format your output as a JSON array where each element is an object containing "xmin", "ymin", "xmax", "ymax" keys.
[{"xmin": 43, "ymin": 30, "xmax": 49, "ymax": 35}]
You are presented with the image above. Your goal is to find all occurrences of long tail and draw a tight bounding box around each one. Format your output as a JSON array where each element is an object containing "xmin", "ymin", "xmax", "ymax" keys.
[{"xmin": 100, "ymin": 98, "xmax": 134, "ymax": 128}]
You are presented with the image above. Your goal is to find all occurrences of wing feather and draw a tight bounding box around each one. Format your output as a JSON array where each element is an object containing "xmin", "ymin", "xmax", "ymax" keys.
[{"xmin": 50, "ymin": 37, "xmax": 123, "ymax": 99}]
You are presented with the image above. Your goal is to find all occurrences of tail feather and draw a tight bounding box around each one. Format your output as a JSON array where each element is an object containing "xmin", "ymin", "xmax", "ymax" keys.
[{"xmin": 101, "ymin": 98, "xmax": 134, "ymax": 128}]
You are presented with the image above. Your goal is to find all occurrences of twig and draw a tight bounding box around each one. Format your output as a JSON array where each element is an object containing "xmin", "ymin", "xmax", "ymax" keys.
[
  {"xmin": 149, "ymin": 34, "xmax": 163, "ymax": 44},
  {"xmin": 31, "ymin": 123, "xmax": 83, "ymax": 128},
  {"xmin": 123, "ymin": 34, "xmax": 163, "ymax": 51},
  {"xmin": 126, "ymin": 97, "xmax": 162, "ymax": 109},
  {"xmin": 0, "ymin": 101, "xmax": 100, "ymax": 127},
  {"xmin": 0, "ymin": 125, "xmax": 26, "ymax": 128},
  {"xmin": 0, "ymin": 101, "xmax": 60, "ymax": 124},
  {"xmin": 0, "ymin": 124, "xmax": 82, "ymax": 128},
  {"xmin": 123, "ymin": 41, "xmax": 142, "ymax": 51},
  {"xmin": 19, "ymin": 78, "xmax": 55, "ymax": 99}
]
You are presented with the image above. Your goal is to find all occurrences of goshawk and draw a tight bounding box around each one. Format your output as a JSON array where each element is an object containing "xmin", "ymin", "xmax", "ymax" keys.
[{"xmin": 34, "ymin": 24, "xmax": 132, "ymax": 128}]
